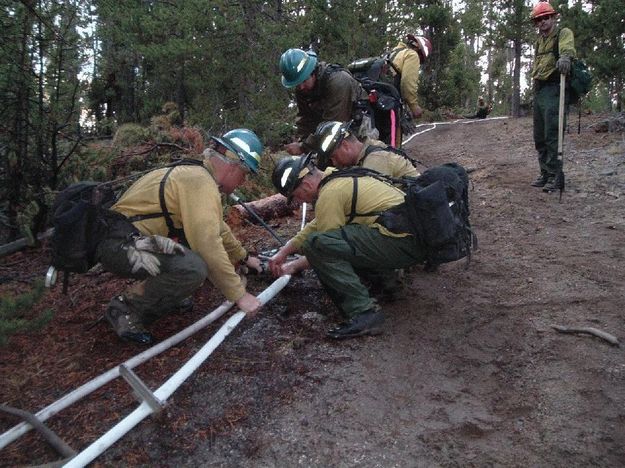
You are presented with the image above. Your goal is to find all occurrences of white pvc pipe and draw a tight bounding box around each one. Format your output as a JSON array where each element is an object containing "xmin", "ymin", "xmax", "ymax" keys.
[
  {"xmin": 300, "ymin": 202, "xmax": 307, "ymax": 231},
  {"xmin": 0, "ymin": 301, "xmax": 234, "ymax": 451},
  {"xmin": 64, "ymin": 275, "xmax": 291, "ymax": 468},
  {"xmin": 403, "ymin": 116, "xmax": 509, "ymax": 145}
]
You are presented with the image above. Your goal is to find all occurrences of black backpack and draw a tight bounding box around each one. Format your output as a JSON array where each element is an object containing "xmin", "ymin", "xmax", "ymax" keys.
[
  {"xmin": 347, "ymin": 50, "xmax": 408, "ymax": 145},
  {"xmin": 347, "ymin": 55, "xmax": 403, "ymax": 113},
  {"xmin": 347, "ymin": 47, "xmax": 404, "ymax": 89},
  {"xmin": 49, "ymin": 158, "xmax": 205, "ymax": 292},
  {"xmin": 403, "ymin": 163, "xmax": 476, "ymax": 268},
  {"xmin": 319, "ymin": 163, "xmax": 476, "ymax": 268},
  {"xmin": 50, "ymin": 182, "xmax": 136, "ymax": 292}
]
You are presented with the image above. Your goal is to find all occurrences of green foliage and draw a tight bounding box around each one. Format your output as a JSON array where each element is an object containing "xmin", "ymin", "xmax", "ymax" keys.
[
  {"xmin": 0, "ymin": 280, "xmax": 53, "ymax": 346},
  {"xmin": 112, "ymin": 123, "xmax": 153, "ymax": 148},
  {"xmin": 439, "ymin": 43, "xmax": 481, "ymax": 108},
  {"xmin": 57, "ymin": 143, "xmax": 116, "ymax": 187},
  {"xmin": 3, "ymin": 0, "xmax": 625, "ymax": 242}
]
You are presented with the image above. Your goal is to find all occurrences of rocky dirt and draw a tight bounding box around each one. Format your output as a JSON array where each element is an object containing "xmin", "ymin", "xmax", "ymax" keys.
[{"xmin": 1, "ymin": 113, "xmax": 625, "ymax": 467}]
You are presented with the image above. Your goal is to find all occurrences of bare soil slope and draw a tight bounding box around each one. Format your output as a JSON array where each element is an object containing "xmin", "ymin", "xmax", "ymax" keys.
[{"xmin": 1, "ymin": 115, "xmax": 624, "ymax": 467}]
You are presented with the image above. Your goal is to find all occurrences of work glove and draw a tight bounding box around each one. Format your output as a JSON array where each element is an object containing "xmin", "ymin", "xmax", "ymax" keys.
[
  {"xmin": 126, "ymin": 245, "xmax": 161, "ymax": 276},
  {"xmin": 556, "ymin": 55, "xmax": 571, "ymax": 75},
  {"xmin": 134, "ymin": 235, "xmax": 185, "ymax": 255},
  {"xmin": 126, "ymin": 235, "xmax": 184, "ymax": 276}
]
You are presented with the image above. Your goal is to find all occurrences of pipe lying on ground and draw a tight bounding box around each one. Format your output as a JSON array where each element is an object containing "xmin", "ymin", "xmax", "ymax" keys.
[
  {"xmin": 64, "ymin": 274, "xmax": 291, "ymax": 468},
  {"xmin": 0, "ymin": 228, "xmax": 54, "ymax": 258},
  {"xmin": 403, "ymin": 116, "xmax": 509, "ymax": 145},
  {"xmin": 0, "ymin": 300, "xmax": 235, "ymax": 451}
]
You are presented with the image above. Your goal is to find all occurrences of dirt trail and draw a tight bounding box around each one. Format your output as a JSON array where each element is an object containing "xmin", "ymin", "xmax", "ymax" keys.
[
  {"xmin": 2, "ymin": 115, "xmax": 624, "ymax": 467},
  {"xmin": 188, "ymin": 115, "xmax": 625, "ymax": 467}
]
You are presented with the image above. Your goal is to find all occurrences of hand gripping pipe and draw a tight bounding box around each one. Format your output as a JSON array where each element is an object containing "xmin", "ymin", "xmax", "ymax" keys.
[
  {"xmin": 0, "ymin": 301, "xmax": 234, "ymax": 451},
  {"xmin": 64, "ymin": 274, "xmax": 291, "ymax": 468}
]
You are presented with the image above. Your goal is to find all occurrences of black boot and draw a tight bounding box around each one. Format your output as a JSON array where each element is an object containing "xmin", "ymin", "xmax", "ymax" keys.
[
  {"xmin": 531, "ymin": 174, "xmax": 549, "ymax": 187},
  {"xmin": 542, "ymin": 177, "xmax": 556, "ymax": 192},
  {"xmin": 327, "ymin": 309, "xmax": 384, "ymax": 340},
  {"xmin": 177, "ymin": 296, "xmax": 194, "ymax": 314},
  {"xmin": 105, "ymin": 296, "xmax": 154, "ymax": 345}
]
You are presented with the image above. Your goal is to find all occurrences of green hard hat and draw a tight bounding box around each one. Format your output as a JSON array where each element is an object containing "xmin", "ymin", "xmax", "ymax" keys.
[
  {"xmin": 211, "ymin": 128, "xmax": 263, "ymax": 173},
  {"xmin": 279, "ymin": 48, "xmax": 318, "ymax": 88}
]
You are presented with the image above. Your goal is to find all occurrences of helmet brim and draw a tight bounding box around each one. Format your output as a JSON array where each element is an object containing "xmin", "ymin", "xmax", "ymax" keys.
[
  {"xmin": 281, "ymin": 57, "xmax": 317, "ymax": 88},
  {"xmin": 210, "ymin": 136, "xmax": 259, "ymax": 174},
  {"xmin": 277, "ymin": 153, "xmax": 312, "ymax": 202}
]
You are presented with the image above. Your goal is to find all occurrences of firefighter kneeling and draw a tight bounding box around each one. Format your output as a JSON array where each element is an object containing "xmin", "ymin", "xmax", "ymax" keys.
[{"xmin": 269, "ymin": 154, "xmax": 429, "ymax": 340}]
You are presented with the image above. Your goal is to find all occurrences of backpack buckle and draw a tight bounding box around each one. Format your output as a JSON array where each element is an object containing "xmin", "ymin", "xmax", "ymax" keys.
[{"xmin": 44, "ymin": 266, "xmax": 58, "ymax": 288}]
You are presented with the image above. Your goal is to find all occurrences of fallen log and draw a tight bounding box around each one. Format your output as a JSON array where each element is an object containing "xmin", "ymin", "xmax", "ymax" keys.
[
  {"xmin": 552, "ymin": 324, "xmax": 620, "ymax": 347},
  {"xmin": 230, "ymin": 193, "xmax": 297, "ymax": 222}
]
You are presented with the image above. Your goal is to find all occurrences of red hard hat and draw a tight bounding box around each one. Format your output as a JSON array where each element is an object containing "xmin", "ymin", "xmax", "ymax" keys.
[
  {"xmin": 531, "ymin": 1, "xmax": 556, "ymax": 20},
  {"xmin": 406, "ymin": 34, "xmax": 432, "ymax": 61}
]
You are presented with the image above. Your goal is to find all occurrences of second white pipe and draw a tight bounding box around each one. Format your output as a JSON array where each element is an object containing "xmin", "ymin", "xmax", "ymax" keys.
[
  {"xmin": 0, "ymin": 300, "xmax": 234, "ymax": 451},
  {"xmin": 64, "ymin": 275, "xmax": 291, "ymax": 468}
]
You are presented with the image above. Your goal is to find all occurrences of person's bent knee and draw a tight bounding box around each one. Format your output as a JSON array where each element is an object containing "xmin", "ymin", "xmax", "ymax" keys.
[
  {"xmin": 181, "ymin": 250, "xmax": 208, "ymax": 286},
  {"xmin": 167, "ymin": 249, "xmax": 208, "ymax": 289},
  {"xmin": 302, "ymin": 233, "xmax": 325, "ymax": 258}
]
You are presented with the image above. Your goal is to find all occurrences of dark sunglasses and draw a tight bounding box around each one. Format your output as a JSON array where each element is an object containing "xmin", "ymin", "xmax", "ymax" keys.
[{"xmin": 533, "ymin": 15, "xmax": 553, "ymax": 24}]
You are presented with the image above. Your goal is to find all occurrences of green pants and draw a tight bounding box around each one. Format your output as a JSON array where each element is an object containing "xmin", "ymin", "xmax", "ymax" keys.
[
  {"xmin": 96, "ymin": 238, "xmax": 207, "ymax": 324},
  {"xmin": 302, "ymin": 224, "xmax": 426, "ymax": 318},
  {"xmin": 533, "ymin": 82, "xmax": 566, "ymax": 177}
]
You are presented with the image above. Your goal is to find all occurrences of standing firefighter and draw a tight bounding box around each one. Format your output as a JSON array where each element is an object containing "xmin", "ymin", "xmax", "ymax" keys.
[
  {"xmin": 390, "ymin": 34, "xmax": 432, "ymax": 120},
  {"xmin": 279, "ymin": 48, "xmax": 373, "ymax": 156},
  {"xmin": 530, "ymin": 1, "xmax": 576, "ymax": 193},
  {"xmin": 97, "ymin": 129, "xmax": 265, "ymax": 344}
]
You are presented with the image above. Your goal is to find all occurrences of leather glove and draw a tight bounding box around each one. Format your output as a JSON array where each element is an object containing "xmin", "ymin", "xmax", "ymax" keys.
[
  {"xmin": 556, "ymin": 55, "xmax": 571, "ymax": 75},
  {"xmin": 126, "ymin": 235, "xmax": 184, "ymax": 276},
  {"xmin": 135, "ymin": 235, "xmax": 185, "ymax": 255},
  {"xmin": 126, "ymin": 245, "xmax": 161, "ymax": 276}
]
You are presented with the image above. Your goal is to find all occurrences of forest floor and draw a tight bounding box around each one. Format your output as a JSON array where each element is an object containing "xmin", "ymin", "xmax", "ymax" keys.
[{"xmin": 1, "ymin": 113, "xmax": 625, "ymax": 467}]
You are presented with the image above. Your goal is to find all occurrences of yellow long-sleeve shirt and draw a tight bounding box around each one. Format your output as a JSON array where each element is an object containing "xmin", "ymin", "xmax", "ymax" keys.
[
  {"xmin": 357, "ymin": 138, "xmax": 420, "ymax": 178},
  {"xmin": 291, "ymin": 168, "xmax": 410, "ymax": 250},
  {"xmin": 112, "ymin": 159, "xmax": 247, "ymax": 302},
  {"xmin": 532, "ymin": 27, "xmax": 576, "ymax": 82},
  {"xmin": 390, "ymin": 42, "xmax": 421, "ymax": 111}
]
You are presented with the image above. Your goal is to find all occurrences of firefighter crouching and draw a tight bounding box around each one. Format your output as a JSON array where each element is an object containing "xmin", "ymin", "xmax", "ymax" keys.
[
  {"xmin": 268, "ymin": 154, "xmax": 428, "ymax": 340},
  {"xmin": 97, "ymin": 129, "xmax": 265, "ymax": 344}
]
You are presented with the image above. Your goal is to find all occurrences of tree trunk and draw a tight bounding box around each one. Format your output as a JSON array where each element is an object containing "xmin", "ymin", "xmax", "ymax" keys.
[
  {"xmin": 7, "ymin": 8, "xmax": 33, "ymax": 239},
  {"xmin": 511, "ymin": 38, "xmax": 522, "ymax": 117}
]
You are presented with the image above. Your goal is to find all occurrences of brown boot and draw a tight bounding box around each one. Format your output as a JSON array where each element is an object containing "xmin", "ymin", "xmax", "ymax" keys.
[{"xmin": 105, "ymin": 296, "xmax": 154, "ymax": 344}]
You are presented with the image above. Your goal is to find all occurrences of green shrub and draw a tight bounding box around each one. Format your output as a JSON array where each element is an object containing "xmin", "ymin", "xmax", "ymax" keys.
[
  {"xmin": 112, "ymin": 123, "xmax": 153, "ymax": 148},
  {"xmin": 0, "ymin": 280, "xmax": 54, "ymax": 346}
]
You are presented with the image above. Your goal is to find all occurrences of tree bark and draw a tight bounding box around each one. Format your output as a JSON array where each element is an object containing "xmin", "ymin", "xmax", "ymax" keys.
[
  {"xmin": 511, "ymin": 38, "xmax": 522, "ymax": 117},
  {"xmin": 230, "ymin": 194, "xmax": 297, "ymax": 222}
]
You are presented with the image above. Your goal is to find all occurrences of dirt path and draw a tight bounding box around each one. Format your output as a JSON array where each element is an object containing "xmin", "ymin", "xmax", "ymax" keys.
[
  {"xmin": 191, "ymin": 115, "xmax": 625, "ymax": 467},
  {"xmin": 2, "ymin": 115, "xmax": 624, "ymax": 467}
]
